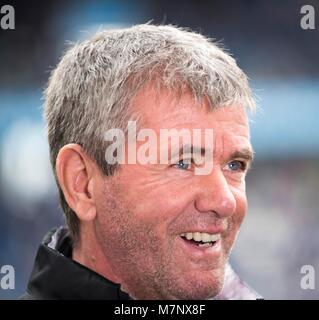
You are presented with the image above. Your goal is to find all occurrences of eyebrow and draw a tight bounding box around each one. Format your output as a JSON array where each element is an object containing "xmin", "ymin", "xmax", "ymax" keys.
[
  {"xmin": 173, "ymin": 144, "xmax": 213, "ymax": 158},
  {"xmin": 228, "ymin": 148, "xmax": 255, "ymax": 166}
]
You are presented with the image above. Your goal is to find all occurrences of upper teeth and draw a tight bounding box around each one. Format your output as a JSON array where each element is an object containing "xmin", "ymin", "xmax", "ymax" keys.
[{"xmin": 180, "ymin": 232, "xmax": 220, "ymax": 243}]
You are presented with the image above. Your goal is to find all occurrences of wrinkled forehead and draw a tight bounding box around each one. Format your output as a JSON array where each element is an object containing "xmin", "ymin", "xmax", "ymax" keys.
[{"xmin": 130, "ymin": 83, "xmax": 250, "ymax": 136}]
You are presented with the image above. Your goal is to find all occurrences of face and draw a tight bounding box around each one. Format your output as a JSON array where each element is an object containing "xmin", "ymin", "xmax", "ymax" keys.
[{"xmin": 93, "ymin": 86, "xmax": 253, "ymax": 299}]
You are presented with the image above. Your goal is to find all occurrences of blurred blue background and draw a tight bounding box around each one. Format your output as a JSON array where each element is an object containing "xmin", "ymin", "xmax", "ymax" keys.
[{"xmin": 0, "ymin": 0, "xmax": 318, "ymax": 299}]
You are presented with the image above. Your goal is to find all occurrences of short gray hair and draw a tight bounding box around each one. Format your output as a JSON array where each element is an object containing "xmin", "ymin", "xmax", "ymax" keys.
[{"xmin": 44, "ymin": 23, "xmax": 255, "ymax": 242}]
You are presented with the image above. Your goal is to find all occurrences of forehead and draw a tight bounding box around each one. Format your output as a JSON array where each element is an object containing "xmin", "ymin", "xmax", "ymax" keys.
[{"xmin": 131, "ymin": 84, "xmax": 250, "ymax": 139}]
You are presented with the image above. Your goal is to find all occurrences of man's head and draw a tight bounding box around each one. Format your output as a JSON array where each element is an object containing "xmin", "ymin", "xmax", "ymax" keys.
[{"xmin": 45, "ymin": 24, "xmax": 255, "ymax": 299}]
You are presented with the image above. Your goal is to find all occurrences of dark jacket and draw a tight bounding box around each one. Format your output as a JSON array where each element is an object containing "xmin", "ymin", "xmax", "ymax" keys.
[{"xmin": 21, "ymin": 226, "xmax": 262, "ymax": 300}]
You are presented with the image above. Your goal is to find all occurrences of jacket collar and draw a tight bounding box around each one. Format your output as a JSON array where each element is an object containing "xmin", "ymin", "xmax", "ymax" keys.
[{"xmin": 26, "ymin": 227, "xmax": 130, "ymax": 300}]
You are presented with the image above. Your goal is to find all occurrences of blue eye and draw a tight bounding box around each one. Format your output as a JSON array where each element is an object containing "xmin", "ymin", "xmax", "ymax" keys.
[
  {"xmin": 227, "ymin": 160, "xmax": 246, "ymax": 172},
  {"xmin": 174, "ymin": 159, "xmax": 191, "ymax": 170}
]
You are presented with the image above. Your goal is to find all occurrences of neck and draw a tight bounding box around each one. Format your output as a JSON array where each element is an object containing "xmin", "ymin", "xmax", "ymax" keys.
[{"xmin": 72, "ymin": 223, "xmax": 122, "ymax": 285}]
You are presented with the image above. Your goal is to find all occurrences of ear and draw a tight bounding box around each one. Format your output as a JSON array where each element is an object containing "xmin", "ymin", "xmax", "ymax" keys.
[{"xmin": 56, "ymin": 144, "xmax": 97, "ymax": 222}]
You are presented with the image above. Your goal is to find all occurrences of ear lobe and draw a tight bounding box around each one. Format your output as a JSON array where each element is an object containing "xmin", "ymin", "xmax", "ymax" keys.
[{"xmin": 56, "ymin": 144, "xmax": 97, "ymax": 222}]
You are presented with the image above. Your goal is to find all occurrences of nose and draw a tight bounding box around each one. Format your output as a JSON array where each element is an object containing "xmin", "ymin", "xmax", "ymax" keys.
[{"xmin": 194, "ymin": 169, "xmax": 236, "ymax": 218}]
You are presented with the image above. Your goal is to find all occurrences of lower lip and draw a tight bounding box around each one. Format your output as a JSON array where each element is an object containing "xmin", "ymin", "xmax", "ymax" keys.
[{"xmin": 178, "ymin": 236, "xmax": 222, "ymax": 259}]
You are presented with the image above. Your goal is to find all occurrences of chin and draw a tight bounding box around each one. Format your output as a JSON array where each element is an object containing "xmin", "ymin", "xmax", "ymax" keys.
[
  {"xmin": 168, "ymin": 270, "xmax": 225, "ymax": 300},
  {"xmin": 173, "ymin": 283, "xmax": 224, "ymax": 300}
]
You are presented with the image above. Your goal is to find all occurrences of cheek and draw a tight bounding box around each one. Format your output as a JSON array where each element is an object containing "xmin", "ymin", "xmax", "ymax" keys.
[
  {"xmin": 232, "ymin": 188, "xmax": 248, "ymax": 228},
  {"xmin": 123, "ymin": 178, "xmax": 197, "ymax": 228}
]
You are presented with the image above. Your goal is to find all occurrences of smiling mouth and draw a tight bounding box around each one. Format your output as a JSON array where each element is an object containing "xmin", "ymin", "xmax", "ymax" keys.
[{"xmin": 179, "ymin": 232, "xmax": 220, "ymax": 248}]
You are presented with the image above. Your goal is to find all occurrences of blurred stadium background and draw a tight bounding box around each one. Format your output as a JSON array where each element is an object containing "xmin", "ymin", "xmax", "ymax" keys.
[{"xmin": 0, "ymin": 0, "xmax": 318, "ymax": 299}]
